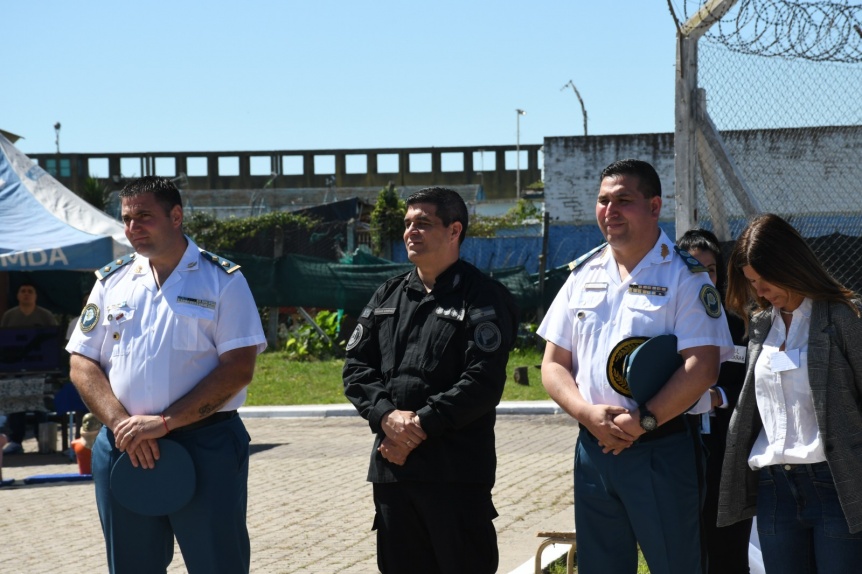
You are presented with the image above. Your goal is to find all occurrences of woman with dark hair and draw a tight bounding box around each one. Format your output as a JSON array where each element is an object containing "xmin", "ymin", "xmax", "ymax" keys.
[
  {"xmin": 678, "ymin": 228, "xmax": 751, "ymax": 573},
  {"xmin": 717, "ymin": 213, "xmax": 862, "ymax": 573}
]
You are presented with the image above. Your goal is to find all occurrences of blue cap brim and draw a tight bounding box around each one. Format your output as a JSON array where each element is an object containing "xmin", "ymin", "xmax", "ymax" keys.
[
  {"xmin": 624, "ymin": 334, "xmax": 683, "ymax": 405},
  {"xmin": 110, "ymin": 438, "xmax": 196, "ymax": 516}
]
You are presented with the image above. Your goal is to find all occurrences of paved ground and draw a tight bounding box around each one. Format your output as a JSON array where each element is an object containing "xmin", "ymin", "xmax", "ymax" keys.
[{"xmin": 0, "ymin": 406, "xmax": 579, "ymax": 573}]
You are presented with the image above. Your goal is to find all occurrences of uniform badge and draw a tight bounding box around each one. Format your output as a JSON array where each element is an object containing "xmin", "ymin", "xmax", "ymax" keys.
[
  {"xmin": 699, "ymin": 285, "xmax": 722, "ymax": 318},
  {"xmin": 79, "ymin": 303, "xmax": 100, "ymax": 333},
  {"xmin": 345, "ymin": 324, "xmax": 364, "ymax": 351},
  {"xmin": 661, "ymin": 244, "xmax": 670, "ymax": 259},
  {"xmin": 474, "ymin": 322, "xmax": 502, "ymax": 353},
  {"xmin": 606, "ymin": 336, "xmax": 648, "ymax": 397}
]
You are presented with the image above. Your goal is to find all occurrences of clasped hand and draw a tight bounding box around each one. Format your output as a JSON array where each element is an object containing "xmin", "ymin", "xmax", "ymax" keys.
[
  {"xmin": 378, "ymin": 409, "xmax": 427, "ymax": 466},
  {"xmin": 581, "ymin": 404, "xmax": 641, "ymax": 455},
  {"xmin": 113, "ymin": 414, "xmax": 169, "ymax": 469}
]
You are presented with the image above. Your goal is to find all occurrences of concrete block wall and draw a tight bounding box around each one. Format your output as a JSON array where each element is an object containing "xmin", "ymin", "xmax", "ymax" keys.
[{"xmin": 543, "ymin": 133, "xmax": 676, "ymax": 224}]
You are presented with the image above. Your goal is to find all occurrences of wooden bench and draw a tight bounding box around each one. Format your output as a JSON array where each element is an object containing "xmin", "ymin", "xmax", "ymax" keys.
[{"xmin": 535, "ymin": 531, "xmax": 576, "ymax": 574}]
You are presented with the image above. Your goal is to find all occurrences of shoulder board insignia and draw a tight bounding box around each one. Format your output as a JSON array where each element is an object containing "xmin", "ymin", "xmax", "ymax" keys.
[
  {"xmin": 568, "ymin": 242, "xmax": 608, "ymax": 272},
  {"xmin": 95, "ymin": 253, "xmax": 137, "ymax": 280},
  {"xmin": 674, "ymin": 246, "xmax": 708, "ymax": 273},
  {"xmin": 199, "ymin": 249, "xmax": 241, "ymax": 274}
]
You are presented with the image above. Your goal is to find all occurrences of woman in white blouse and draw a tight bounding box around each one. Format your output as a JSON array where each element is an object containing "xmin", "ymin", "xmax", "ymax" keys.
[{"xmin": 717, "ymin": 213, "xmax": 862, "ymax": 573}]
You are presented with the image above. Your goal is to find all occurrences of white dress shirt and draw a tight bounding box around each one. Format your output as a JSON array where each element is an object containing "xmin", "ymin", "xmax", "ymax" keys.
[
  {"xmin": 538, "ymin": 230, "xmax": 734, "ymax": 410},
  {"xmin": 66, "ymin": 238, "xmax": 267, "ymax": 415},
  {"xmin": 748, "ymin": 297, "xmax": 825, "ymax": 469}
]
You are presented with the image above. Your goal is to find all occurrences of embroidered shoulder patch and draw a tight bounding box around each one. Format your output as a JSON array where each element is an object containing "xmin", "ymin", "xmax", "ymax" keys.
[
  {"xmin": 79, "ymin": 303, "xmax": 100, "ymax": 333},
  {"xmin": 474, "ymin": 322, "xmax": 502, "ymax": 352},
  {"xmin": 345, "ymin": 324, "xmax": 364, "ymax": 351},
  {"xmin": 699, "ymin": 284, "xmax": 722, "ymax": 318}
]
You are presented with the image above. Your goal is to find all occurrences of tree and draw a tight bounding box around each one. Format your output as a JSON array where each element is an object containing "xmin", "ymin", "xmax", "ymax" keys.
[
  {"xmin": 369, "ymin": 183, "xmax": 405, "ymax": 258},
  {"xmin": 75, "ymin": 177, "xmax": 110, "ymax": 211}
]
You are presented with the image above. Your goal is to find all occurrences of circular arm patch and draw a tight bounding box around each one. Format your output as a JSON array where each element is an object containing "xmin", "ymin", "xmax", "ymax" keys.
[
  {"xmin": 699, "ymin": 285, "xmax": 722, "ymax": 318},
  {"xmin": 474, "ymin": 322, "xmax": 502, "ymax": 352},
  {"xmin": 345, "ymin": 324, "xmax": 364, "ymax": 351},
  {"xmin": 79, "ymin": 303, "xmax": 100, "ymax": 333}
]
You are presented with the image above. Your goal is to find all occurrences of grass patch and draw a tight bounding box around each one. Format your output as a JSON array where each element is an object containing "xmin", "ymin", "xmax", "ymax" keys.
[
  {"xmin": 245, "ymin": 347, "xmax": 548, "ymax": 406},
  {"xmin": 545, "ymin": 548, "xmax": 650, "ymax": 573}
]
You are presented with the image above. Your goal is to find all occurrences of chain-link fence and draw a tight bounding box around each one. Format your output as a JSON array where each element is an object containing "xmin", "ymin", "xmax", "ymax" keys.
[{"xmin": 679, "ymin": 0, "xmax": 862, "ymax": 292}]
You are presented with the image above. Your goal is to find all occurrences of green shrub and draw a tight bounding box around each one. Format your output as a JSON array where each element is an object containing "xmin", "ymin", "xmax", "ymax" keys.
[{"xmin": 283, "ymin": 309, "xmax": 344, "ymax": 361}]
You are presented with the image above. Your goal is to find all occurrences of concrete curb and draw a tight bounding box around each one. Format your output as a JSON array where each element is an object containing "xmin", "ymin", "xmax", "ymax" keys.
[{"xmin": 239, "ymin": 400, "xmax": 565, "ymax": 419}]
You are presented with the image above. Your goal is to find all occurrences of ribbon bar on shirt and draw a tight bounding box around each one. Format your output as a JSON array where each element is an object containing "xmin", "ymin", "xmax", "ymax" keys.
[{"xmin": 629, "ymin": 284, "xmax": 668, "ymax": 296}]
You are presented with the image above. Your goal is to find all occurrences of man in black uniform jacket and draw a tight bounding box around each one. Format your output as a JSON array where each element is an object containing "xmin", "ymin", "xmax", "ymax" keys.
[{"xmin": 343, "ymin": 187, "xmax": 518, "ymax": 574}]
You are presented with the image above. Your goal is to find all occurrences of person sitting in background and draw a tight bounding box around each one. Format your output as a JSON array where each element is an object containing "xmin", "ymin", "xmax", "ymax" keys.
[
  {"xmin": 718, "ymin": 213, "xmax": 862, "ymax": 573},
  {"xmin": 1, "ymin": 281, "xmax": 58, "ymax": 455},
  {"xmin": 678, "ymin": 228, "xmax": 752, "ymax": 574},
  {"xmin": 1, "ymin": 282, "xmax": 57, "ymax": 328}
]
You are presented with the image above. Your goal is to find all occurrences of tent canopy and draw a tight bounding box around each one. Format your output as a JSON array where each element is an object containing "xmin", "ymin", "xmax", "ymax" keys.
[{"xmin": 0, "ymin": 133, "xmax": 131, "ymax": 271}]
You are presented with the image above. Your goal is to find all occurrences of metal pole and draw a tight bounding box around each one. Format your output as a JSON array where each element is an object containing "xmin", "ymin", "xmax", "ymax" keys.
[
  {"xmin": 53, "ymin": 122, "xmax": 61, "ymax": 154},
  {"xmin": 515, "ymin": 109, "xmax": 526, "ymax": 199},
  {"xmin": 561, "ymin": 80, "xmax": 588, "ymax": 137},
  {"xmin": 537, "ymin": 211, "xmax": 550, "ymax": 323},
  {"xmin": 516, "ymin": 113, "xmax": 520, "ymax": 199}
]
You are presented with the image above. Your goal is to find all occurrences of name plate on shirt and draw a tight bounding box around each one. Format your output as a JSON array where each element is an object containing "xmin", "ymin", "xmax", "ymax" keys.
[
  {"xmin": 730, "ymin": 345, "xmax": 747, "ymax": 364},
  {"xmin": 771, "ymin": 348, "xmax": 800, "ymax": 372}
]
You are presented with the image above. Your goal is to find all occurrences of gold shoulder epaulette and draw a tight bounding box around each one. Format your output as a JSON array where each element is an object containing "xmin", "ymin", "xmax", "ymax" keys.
[
  {"xmin": 199, "ymin": 249, "xmax": 241, "ymax": 274},
  {"xmin": 95, "ymin": 253, "xmax": 136, "ymax": 280}
]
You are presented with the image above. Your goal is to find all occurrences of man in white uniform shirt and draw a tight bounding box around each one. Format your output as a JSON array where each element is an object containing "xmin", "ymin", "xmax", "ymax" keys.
[
  {"xmin": 538, "ymin": 159, "xmax": 734, "ymax": 574},
  {"xmin": 67, "ymin": 176, "xmax": 266, "ymax": 573}
]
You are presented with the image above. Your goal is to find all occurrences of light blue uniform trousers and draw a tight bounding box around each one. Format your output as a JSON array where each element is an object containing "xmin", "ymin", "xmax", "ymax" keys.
[
  {"xmin": 92, "ymin": 415, "xmax": 250, "ymax": 574},
  {"xmin": 575, "ymin": 427, "xmax": 702, "ymax": 574}
]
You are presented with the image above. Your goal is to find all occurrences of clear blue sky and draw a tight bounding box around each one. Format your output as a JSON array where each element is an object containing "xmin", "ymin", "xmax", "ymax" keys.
[{"xmin": 7, "ymin": 1, "xmax": 680, "ymax": 155}]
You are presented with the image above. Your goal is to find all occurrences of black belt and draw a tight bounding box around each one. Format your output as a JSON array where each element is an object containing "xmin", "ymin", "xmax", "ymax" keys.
[
  {"xmin": 579, "ymin": 415, "xmax": 687, "ymax": 445},
  {"xmin": 173, "ymin": 410, "xmax": 237, "ymax": 433}
]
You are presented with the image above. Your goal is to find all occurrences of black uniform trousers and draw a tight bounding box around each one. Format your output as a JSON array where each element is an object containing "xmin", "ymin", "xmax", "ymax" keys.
[
  {"xmin": 701, "ymin": 427, "xmax": 753, "ymax": 574},
  {"xmin": 372, "ymin": 481, "xmax": 498, "ymax": 574}
]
